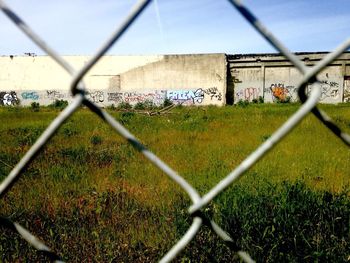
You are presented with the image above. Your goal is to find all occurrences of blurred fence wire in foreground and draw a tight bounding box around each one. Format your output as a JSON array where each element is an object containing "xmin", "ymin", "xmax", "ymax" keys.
[{"xmin": 0, "ymin": 0, "xmax": 349, "ymax": 262}]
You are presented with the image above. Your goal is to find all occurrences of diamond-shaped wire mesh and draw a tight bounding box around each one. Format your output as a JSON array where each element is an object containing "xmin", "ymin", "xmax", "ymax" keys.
[{"xmin": 0, "ymin": 0, "xmax": 349, "ymax": 262}]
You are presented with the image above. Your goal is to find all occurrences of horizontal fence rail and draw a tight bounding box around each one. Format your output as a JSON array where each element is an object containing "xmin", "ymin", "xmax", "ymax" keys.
[{"xmin": 0, "ymin": 0, "xmax": 349, "ymax": 262}]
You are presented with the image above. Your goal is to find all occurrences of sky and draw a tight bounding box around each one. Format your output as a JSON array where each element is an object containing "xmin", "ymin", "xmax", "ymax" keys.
[{"xmin": 1, "ymin": 0, "xmax": 350, "ymax": 56}]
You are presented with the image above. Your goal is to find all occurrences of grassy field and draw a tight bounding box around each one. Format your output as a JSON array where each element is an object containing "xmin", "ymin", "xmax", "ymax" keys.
[{"xmin": 0, "ymin": 103, "xmax": 349, "ymax": 262}]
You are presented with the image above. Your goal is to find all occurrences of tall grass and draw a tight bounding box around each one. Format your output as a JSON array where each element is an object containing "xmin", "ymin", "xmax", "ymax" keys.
[{"xmin": 0, "ymin": 104, "xmax": 349, "ymax": 262}]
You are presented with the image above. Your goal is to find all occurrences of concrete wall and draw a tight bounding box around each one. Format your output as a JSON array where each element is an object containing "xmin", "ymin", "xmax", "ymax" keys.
[
  {"xmin": 0, "ymin": 54, "xmax": 226, "ymax": 107},
  {"xmin": 228, "ymin": 52, "xmax": 350, "ymax": 104},
  {"xmin": 1, "ymin": 52, "xmax": 350, "ymax": 107}
]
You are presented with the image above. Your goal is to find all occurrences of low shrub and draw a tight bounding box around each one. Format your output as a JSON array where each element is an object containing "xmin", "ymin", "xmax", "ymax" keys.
[
  {"xmin": 106, "ymin": 104, "xmax": 116, "ymax": 111},
  {"xmin": 134, "ymin": 100, "xmax": 155, "ymax": 110},
  {"xmin": 61, "ymin": 122, "xmax": 79, "ymax": 137},
  {"xmin": 252, "ymin": 96, "xmax": 264, "ymax": 104},
  {"xmin": 276, "ymin": 96, "xmax": 291, "ymax": 104},
  {"xmin": 237, "ymin": 99, "xmax": 249, "ymax": 107},
  {"xmin": 117, "ymin": 101, "xmax": 132, "ymax": 110},
  {"xmin": 6, "ymin": 126, "xmax": 46, "ymax": 147},
  {"xmin": 90, "ymin": 134, "xmax": 103, "ymax": 145},
  {"xmin": 49, "ymin": 99, "xmax": 68, "ymax": 110},
  {"xmin": 30, "ymin": 102, "xmax": 40, "ymax": 112},
  {"xmin": 258, "ymin": 96, "xmax": 264, "ymax": 103},
  {"xmin": 163, "ymin": 98, "xmax": 173, "ymax": 107},
  {"xmin": 119, "ymin": 111, "xmax": 135, "ymax": 125}
]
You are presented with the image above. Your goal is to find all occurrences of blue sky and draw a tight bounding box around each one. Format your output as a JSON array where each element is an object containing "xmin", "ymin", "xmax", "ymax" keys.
[{"xmin": 1, "ymin": 0, "xmax": 350, "ymax": 56}]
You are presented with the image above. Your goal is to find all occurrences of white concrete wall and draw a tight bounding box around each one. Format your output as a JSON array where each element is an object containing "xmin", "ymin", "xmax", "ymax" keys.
[
  {"xmin": 2, "ymin": 52, "xmax": 349, "ymax": 107},
  {"xmin": 264, "ymin": 66, "xmax": 343, "ymax": 103},
  {"xmin": 232, "ymin": 67, "xmax": 263, "ymax": 102},
  {"xmin": 0, "ymin": 55, "xmax": 163, "ymax": 91},
  {"xmin": 119, "ymin": 54, "xmax": 226, "ymax": 106},
  {"xmin": 264, "ymin": 66, "xmax": 302, "ymax": 103},
  {"xmin": 0, "ymin": 54, "xmax": 226, "ymax": 106}
]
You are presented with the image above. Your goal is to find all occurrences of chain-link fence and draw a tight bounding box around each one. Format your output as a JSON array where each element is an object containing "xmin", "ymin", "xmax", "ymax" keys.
[{"xmin": 0, "ymin": 0, "xmax": 349, "ymax": 262}]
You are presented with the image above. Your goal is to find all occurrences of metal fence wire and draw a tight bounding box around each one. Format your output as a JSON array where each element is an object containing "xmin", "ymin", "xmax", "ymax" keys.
[{"xmin": 0, "ymin": 0, "xmax": 350, "ymax": 262}]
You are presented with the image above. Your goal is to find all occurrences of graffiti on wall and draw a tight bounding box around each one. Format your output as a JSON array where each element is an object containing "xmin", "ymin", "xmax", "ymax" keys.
[
  {"xmin": 235, "ymin": 87, "xmax": 261, "ymax": 101},
  {"xmin": 46, "ymin": 90, "xmax": 66, "ymax": 100},
  {"xmin": 166, "ymin": 87, "xmax": 223, "ymax": 105},
  {"xmin": 21, "ymin": 91, "xmax": 39, "ymax": 100},
  {"xmin": 203, "ymin": 87, "xmax": 222, "ymax": 101},
  {"xmin": 306, "ymin": 80, "xmax": 340, "ymax": 101},
  {"xmin": 270, "ymin": 83, "xmax": 294, "ymax": 102},
  {"xmin": 320, "ymin": 80, "xmax": 340, "ymax": 100},
  {"xmin": 107, "ymin": 92, "xmax": 123, "ymax": 103},
  {"xmin": 123, "ymin": 91, "xmax": 166, "ymax": 105},
  {"xmin": 167, "ymin": 88, "xmax": 222, "ymax": 105},
  {"xmin": 0, "ymin": 91, "xmax": 20, "ymax": 106},
  {"xmin": 107, "ymin": 89, "xmax": 221, "ymax": 105},
  {"xmin": 344, "ymin": 79, "xmax": 350, "ymax": 102},
  {"xmin": 0, "ymin": 89, "xmax": 223, "ymax": 106},
  {"xmin": 167, "ymin": 89, "xmax": 204, "ymax": 105},
  {"xmin": 107, "ymin": 90, "xmax": 166, "ymax": 105},
  {"xmin": 88, "ymin": 91, "xmax": 104, "ymax": 103}
]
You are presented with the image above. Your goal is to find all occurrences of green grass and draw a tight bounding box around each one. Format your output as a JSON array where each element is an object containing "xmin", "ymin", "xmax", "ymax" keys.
[{"xmin": 0, "ymin": 104, "xmax": 349, "ymax": 262}]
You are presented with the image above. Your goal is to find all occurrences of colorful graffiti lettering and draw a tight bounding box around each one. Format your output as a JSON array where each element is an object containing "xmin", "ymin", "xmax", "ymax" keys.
[
  {"xmin": 270, "ymin": 83, "xmax": 291, "ymax": 102},
  {"xmin": 167, "ymin": 89, "xmax": 205, "ymax": 105},
  {"xmin": 21, "ymin": 91, "xmax": 39, "ymax": 100},
  {"xmin": 0, "ymin": 91, "xmax": 20, "ymax": 106},
  {"xmin": 235, "ymin": 87, "xmax": 260, "ymax": 102},
  {"xmin": 244, "ymin": 87, "xmax": 259, "ymax": 101},
  {"xmin": 0, "ymin": 88, "xmax": 221, "ymax": 106}
]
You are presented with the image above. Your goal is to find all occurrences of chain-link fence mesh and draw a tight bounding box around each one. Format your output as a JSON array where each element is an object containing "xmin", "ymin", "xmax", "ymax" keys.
[{"xmin": 0, "ymin": 0, "xmax": 349, "ymax": 262}]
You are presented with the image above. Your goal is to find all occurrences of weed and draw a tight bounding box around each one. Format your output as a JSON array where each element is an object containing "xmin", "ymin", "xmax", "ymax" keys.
[
  {"xmin": 106, "ymin": 104, "xmax": 116, "ymax": 111},
  {"xmin": 92, "ymin": 150, "xmax": 114, "ymax": 167},
  {"xmin": 59, "ymin": 147, "xmax": 88, "ymax": 163},
  {"xmin": 49, "ymin": 99, "xmax": 68, "ymax": 110},
  {"xmin": 237, "ymin": 99, "xmax": 249, "ymax": 107},
  {"xmin": 90, "ymin": 134, "xmax": 103, "ymax": 145},
  {"xmin": 4, "ymin": 106, "xmax": 20, "ymax": 112},
  {"xmin": 251, "ymin": 96, "xmax": 264, "ymax": 104},
  {"xmin": 133, "ymin": 102, "xmax": 145, "ymax": 110},
  {"xmin": 134, "ymin": 100, "xmax": 155, "ymax": 110},
  {"xmin": 6, "ymin": 126, "xmax": 46, "ymax": 147},
  {"xmin": 50, "ymin": 165, "xmax": 82, "ymax": 182},
  {"xmin": 276, "ymin": 96, "xmax": 291, "ymax": 104},
  {"xmin": 61, "ymin": 122, "xmax": 79, "ymax": 137},
  {"xmin": 119, "ymin": 111, "xmax": 135, "ymax": 125},
  {"xmin": 117, "ymin": 101, "xmax": 132, "ymax": 110},
  {"xmin": 217, "ymin": 181, "xmax": 350, "ymax": 262},
  {"xmin": 163, "ymin": 98, "xmax": 173, "ymax": 107},
  {"xmin": 30, "ymin": 102, "xmax": 40, "ymax": 112},
  {"xmin": 0, "ymin": 105, "xmax": 349, "ymax": 261},
  {"xmin": 258, "ymin": 96, "xmax": 264, "ymax": 104},
  {"xmin": 261, "ymin": 134, "xmax": 271, "ymax": 142}
]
